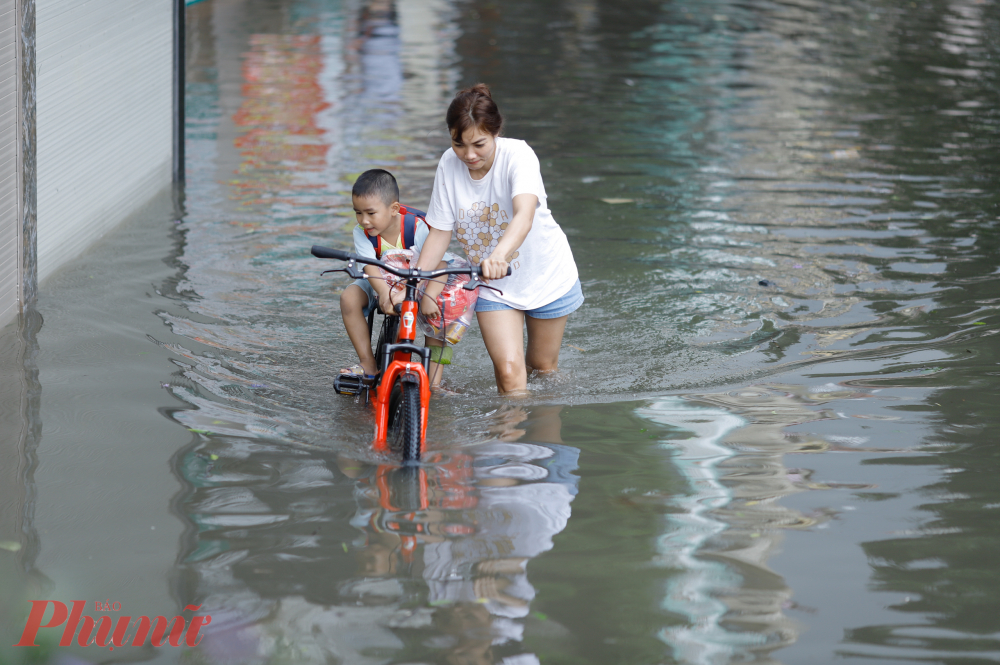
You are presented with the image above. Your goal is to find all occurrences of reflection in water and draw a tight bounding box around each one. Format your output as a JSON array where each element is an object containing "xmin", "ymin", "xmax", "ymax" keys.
[
  {"xmin": 839, "ymin": 373, "xmax": 1000, "ymax": 662},
  {"xmin": 0, "ymin": 312, "xmax": 44, "ymax": 659},
  {"xmin": 352, "ymin": 412, "xmax": 577, "ymax": 664},
  {"xmin": 639, "ymin": 398, "xmax": 753, "ymax": 664},
  {"xmin": 353, "ymin": 0, "xmax": 402, "ymax": 102},
  {"xmin": 642, "ymin": 383, "xmax": 891, "ymax": 663},
  {"xmin": 231, "ymin": 32, "xmax": 332, "ymax": 213},
  {"xmin": 173, "ymin": 405, "xmax": 576, "ymax": 664}
]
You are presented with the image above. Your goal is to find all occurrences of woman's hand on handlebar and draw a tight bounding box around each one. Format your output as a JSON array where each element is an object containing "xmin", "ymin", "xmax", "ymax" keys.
[{"xmin": 480, "ymin": 254, "xmax": 510, "ymax": 281}]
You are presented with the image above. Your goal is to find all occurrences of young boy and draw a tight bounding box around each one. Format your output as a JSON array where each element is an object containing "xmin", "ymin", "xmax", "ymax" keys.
[{"xmin": 340, "ymin": 169, "xmax": 447, "ymax": 379}]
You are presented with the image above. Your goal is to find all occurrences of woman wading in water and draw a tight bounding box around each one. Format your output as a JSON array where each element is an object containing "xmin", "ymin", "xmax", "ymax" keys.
[{"xmin": 411, "ymin": 84, "xmax": 583, "ymax": 393}]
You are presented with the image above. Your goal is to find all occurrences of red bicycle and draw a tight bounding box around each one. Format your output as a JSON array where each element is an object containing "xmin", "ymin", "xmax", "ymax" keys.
[{"xmin": 311, "ymin": 245, "xmax": 507, "ymax": 463}]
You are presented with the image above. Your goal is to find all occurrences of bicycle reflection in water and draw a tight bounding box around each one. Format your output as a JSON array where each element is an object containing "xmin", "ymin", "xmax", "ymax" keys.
[{"xmin": 339, "ymin": 406, "xmax": 579, "ymax": 665}]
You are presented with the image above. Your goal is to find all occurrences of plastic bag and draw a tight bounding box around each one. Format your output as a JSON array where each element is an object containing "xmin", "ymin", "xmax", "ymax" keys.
[{"xmin": 376, "ymin": 249, "xmax": 479, "ymax": 345}]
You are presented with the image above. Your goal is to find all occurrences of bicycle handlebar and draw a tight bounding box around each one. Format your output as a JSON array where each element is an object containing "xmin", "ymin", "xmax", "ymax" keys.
[
  {"xmin": 311, "ymin": 246, "xmax": 351, "ymax": 261},
  {"xmin": 310, "ymin": 245, "xmax": 512, "ymax": 280}
]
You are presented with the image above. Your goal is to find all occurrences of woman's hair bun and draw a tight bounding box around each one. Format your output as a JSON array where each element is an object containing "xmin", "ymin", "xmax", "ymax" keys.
[
  {"xmin": 467, "ymin": 83, "xmax": 492, "ymax": 99},
  {"xmin": 446, "ymin": 83, "xmax": 503, "ymax": 138}
]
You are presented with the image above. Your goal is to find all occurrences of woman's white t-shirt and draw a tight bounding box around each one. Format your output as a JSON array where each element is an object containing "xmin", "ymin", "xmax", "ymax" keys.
[{"xmin": 424, "ymin": 138, "xmax": 579, "ymax": 310}]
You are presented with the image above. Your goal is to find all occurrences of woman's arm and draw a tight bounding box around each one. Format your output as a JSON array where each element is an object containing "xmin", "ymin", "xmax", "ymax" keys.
[
  {"xmin": 400, "ymin": 226, "xmax": 453, "ymax": 313},
  {"xmin": 415, "ymin": 226, "xmax": 452, "ymax": 270},
  {"xmin": 481, "ymin": 193, "xmax": 537, "ymax": 280}
]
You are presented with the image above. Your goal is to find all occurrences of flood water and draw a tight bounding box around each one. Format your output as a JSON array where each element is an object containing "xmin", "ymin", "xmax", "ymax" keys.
[{"xmin": 2, "ymin": 0, "xmax": 1000, "ymax": 662}]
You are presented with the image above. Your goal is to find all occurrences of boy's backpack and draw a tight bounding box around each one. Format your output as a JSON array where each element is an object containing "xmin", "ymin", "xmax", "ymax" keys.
[{"xmin": 366, "ymin": 205, "xmax": 427, "ymax": 259}]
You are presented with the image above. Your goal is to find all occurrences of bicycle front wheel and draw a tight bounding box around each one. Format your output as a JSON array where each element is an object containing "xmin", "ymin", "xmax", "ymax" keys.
[{"xmin": 387, "ymin": 379, "xmax": 422, "ymax": 462}]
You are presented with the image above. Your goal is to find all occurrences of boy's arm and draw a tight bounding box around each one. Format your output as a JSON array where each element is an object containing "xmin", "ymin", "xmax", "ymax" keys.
[
  {"xmin": 352, "ymin": 225, "xmax": 396, "ymax": 314},
  {"xmin": 419, "ymin": 262, "xmax": 450, "ymax": 318},
  {"xmin": 422, "ymin": 267, "xmax": 448, "ymax": 300},
  {"xmin": 364, "ymin": 264, "xmax": 392, "ymax": 303}
]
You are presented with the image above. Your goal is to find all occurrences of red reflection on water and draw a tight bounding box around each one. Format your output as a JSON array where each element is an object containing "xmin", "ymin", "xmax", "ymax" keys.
[{"xmin": 230, "ymin": 33, "xmax": 332, "ymax": 216}]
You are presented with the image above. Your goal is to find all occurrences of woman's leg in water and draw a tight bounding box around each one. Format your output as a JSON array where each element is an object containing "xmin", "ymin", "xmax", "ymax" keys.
[
  {"xmin": 477, "ymin": 309, "xmax": 527, "ymax": 393},
  {"xmin": 524, "ymin": 314, "xmax": 568, "ymax": 373}
]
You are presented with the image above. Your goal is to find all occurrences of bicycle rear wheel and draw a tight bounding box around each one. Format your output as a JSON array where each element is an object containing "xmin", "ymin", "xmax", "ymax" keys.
[{"xmin": 387, "ymin": 379, "xmax": 422, "ymax": 463}]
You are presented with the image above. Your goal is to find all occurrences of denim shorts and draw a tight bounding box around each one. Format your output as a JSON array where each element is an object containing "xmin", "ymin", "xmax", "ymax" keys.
[
  {"xmin": 475, "ymin": 279, "xmax": 584, "ymax": 319},
  {"xmin": 350, "ymin": 278, "xmax": 378, "ymax": 318}
]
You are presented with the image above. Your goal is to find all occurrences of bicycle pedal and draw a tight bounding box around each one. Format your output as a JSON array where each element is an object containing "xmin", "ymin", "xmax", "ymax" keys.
[{"xmin": 334, "ymin": 374, "xmax": 365, "ymax": 395}]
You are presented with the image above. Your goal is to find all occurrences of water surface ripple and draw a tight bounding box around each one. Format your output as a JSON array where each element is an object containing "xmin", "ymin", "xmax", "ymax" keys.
[
  {"xmin": 9, "ymin": 0, "xmax": 1000, "ymax": 663},
  {"xmin": 163, "ymin": 0, "xmax": 1000, "ymax": 662}
]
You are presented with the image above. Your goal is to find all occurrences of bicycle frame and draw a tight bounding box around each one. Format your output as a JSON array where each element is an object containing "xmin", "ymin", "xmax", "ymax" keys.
[{"xmin": 371, "ymin": 277, "xmax": 431, "ymax": 453}]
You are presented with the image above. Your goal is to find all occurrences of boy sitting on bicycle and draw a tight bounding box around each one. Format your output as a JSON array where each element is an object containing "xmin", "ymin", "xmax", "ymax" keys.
[{"xmin": 340, "ymin": 169, "xmax": 447, "ymax": 378}]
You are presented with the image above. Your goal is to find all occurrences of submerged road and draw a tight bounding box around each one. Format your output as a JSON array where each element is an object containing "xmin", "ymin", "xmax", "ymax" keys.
[{"xmin": 2, "ymin": 0, "xmax": 999, "ymax": 663}]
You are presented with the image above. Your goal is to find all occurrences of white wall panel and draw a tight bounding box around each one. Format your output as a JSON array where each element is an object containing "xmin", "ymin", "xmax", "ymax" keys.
[
  {"xmin": 0, "ymin": 1, "xmax": 17, "ymax": 326},
  {"xmin": 36, "ymin": 0, "xmax": 171, "ymax": 281}
]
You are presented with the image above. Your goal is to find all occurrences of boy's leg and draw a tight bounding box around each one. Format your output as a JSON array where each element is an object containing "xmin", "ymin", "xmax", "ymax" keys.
[
  {"xmin": 477, "ymin": 309, "xmax": 528, "ymax": 394},
  {"xmin": 524, "ymin": 314, "xmax": 568, "ymax": 373},
  {"xmin": 425, "ymin": 336, "xmax": 447, "ymax": 388},
  {"xmin": 422, "ymin": 261, "xmax": 457, "ymax": 389},
  {"xmin": 341, "ymin": 284, "xmax": 377, "ymax": 375}
]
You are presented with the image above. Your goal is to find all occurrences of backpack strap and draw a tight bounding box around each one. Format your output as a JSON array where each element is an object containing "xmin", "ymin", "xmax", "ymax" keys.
[
  {"xmin": 399, "ymin": 205, "xmax": 427, "ymax": 250},
  {"xmin": 365, "ymin": 229, "xmax": 381, "ymax": 258},
  {"xmin": 365, "ymin": 205, "xmax": 427, "ymax": 258}
]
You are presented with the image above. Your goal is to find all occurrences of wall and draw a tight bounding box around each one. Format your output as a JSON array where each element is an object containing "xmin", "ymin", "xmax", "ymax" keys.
[
  {"xmin": 0, "ymin": 0, "xmax": 18, "ymax": 326},
  {"xmin": 35, "ymin": 0, "xmax": 172, "ymax": 281}
]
